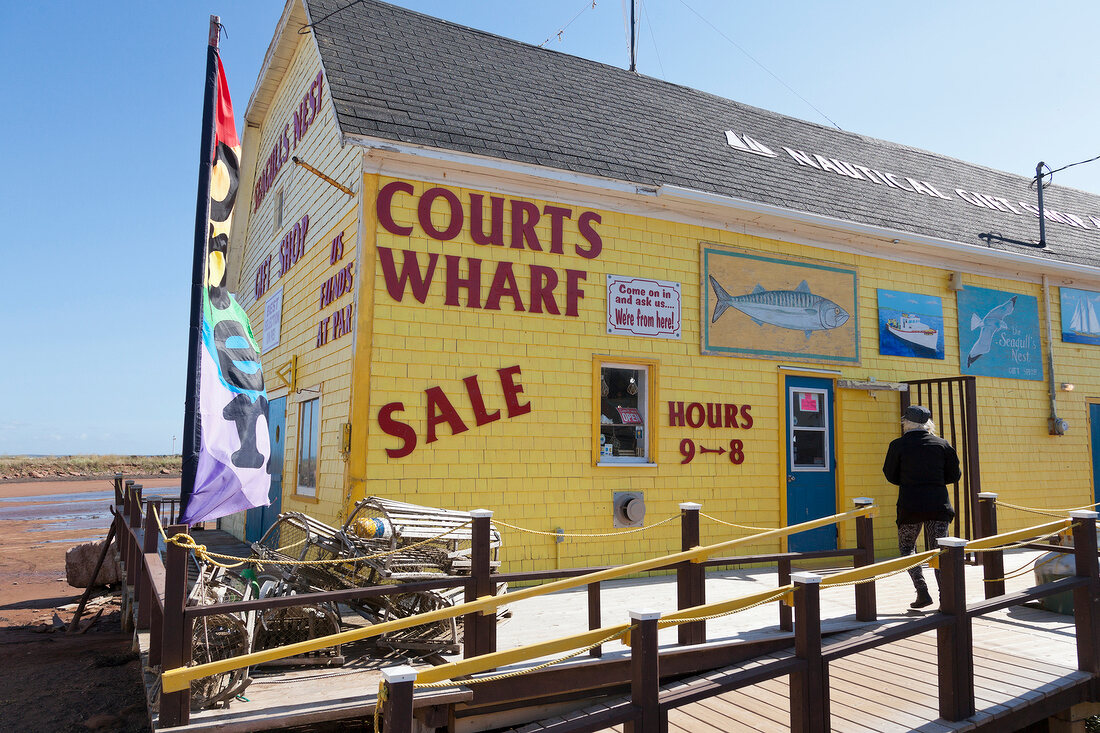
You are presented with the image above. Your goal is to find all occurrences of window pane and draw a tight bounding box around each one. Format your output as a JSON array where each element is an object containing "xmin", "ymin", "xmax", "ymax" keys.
[
  {"xmin": 297, "ymin": 398, "xmax": 319, "ymax": 496},
  {"xmin": 792, "ymin": 429, "xmax": 826, "ymax": 469},
  {"xmin": 791, "ymin": 391, "xmax": 824, "ymax": 428},
  {"xmin": 599, "ymin": 366, "xmax": 646, "ymax": 461}
]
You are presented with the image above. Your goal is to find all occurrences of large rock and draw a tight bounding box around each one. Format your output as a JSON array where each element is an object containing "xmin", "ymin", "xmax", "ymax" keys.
[{"xmin": 65, "ymin": 540, "xmax": 121, "ymax": 588}]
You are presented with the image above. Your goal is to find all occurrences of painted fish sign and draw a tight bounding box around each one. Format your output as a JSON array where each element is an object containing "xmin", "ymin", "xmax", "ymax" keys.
[{"xmin": 701, "ymin": 245, "xmax": 859, "ymax": 364}]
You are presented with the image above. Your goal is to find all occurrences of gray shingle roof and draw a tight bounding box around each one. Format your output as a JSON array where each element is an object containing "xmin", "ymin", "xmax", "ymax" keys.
[{"xmin": 305, "ymin": 0, "xmax": 1100, "ymax": 269}]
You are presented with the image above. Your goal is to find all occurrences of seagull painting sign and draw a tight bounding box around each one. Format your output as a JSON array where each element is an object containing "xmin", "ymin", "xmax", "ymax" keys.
[{"xmin": 957, "ymin": 286, "xmax": 1042, "ymax": 381}]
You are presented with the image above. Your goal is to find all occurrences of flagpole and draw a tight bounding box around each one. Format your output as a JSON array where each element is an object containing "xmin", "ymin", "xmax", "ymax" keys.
[{"xmin": 180, "ymin": 16, "xmax": 221, "ymax": 522}]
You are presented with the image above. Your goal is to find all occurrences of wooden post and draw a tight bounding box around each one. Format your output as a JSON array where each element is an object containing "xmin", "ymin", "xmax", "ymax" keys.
[
  {"xmin": 677, "ymin": 502, "xmax": 705, "ymax": 645},
  {"xmin": 978, "ymin": 493, "xmax": 1005, "ymax": 598},
  {"xmin": 1070, "ymin": 511, "xmax": 1099, "ymax": 680},
  {"xmin": 936, "ymin": 537, "xmax": 974, "ymax": 721},
  {"xmin": 66, "ymin": 522, "xmax": 117, "ymax": 633},
  {"xmin": 113, "ymin": 473, "xmax": 124, "ymax": 506},
  {"xmin": 778, "ymin": 557, "xmax": 793, "ymax": 631},
  {"xmin": 624, "ymin": 610, "xmax": 661, "ymax": 733},
  {"xmin": 137, "ymin": 501, "xmax": 161, "ymax": 630},
  {"xmin": 130, "ymin": 484, "xmax": 144, "ymax": 619},
  {"xmin": 380, "ymin": 665, "xmax": 417, "ymax": 733},
  {"xmin": 160, "ymin": 523, "xmax": 190, "ymax": 727},
  {"xmin": 790, "ymin": 572, "xmax": 828, "ymax": 733},
  {"xmin": 852, "ymin": 497, "xmax": 877, "ymax": 622},
  {"xmin": 464, "ymin": 509, "xmax": 496, "ymax": 659},
  {"xmin": 588, "ymin": 582, "xmax": 603, "ymax": 658}
]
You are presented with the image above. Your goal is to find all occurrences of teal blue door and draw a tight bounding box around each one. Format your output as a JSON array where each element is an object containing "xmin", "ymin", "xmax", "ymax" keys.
[
  {"xmin": 246, "ymin": 397, "xmax": 286, "ymax": 542},
  {"xmin": 786, "ymin": 376, "xmax": 838, "ymax": 552},
  {"xmin": 1091, "ymin": 404, "xmax": 1100, "ymax": 506}
]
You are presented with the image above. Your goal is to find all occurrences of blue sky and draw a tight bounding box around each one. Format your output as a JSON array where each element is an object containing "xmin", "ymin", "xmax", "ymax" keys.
[{"xmin": 3, "ymin": 1, "xmax": 1099, "ymax": 456}]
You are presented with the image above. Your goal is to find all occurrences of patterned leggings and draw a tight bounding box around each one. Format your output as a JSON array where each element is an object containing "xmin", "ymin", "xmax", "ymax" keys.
[{"xmin": 897, "ymin": 520, "xmax": 950, "ymax": 592}]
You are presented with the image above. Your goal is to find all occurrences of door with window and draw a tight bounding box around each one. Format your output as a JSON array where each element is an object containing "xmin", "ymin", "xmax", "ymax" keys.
[
  {"xmin": 245, "ymin": 396, "xmax": 285, "ymax": 542},
  {"xmin": 785, "ymin": 376, "xmax": 838, "ymax": 552}
]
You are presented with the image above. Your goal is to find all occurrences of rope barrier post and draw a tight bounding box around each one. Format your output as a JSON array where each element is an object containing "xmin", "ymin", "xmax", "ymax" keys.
[
  {"xmin": 625, "ymin": 610, "xmax": 661, "ymax": 733},
  {"xmin": 936, "ymin": 537, "xmax": 974, "ymax": 721},
  {"xmin": 977, "ymin": 493, "xmax": 1005, "ymax": 598},
  {"xmin": 380, "ymin": 665, "xmax": 416, "ymax": 733},
  {"xmin": 465, "ymin": 509, "xmax": 496, "ymax": 661},
  {"xmin": 160, "ymin": 523, "xmax": 190, "ymax": 728},
  {"xmin": 790, "ymin": 572, "xmax": 827, "ymax": 733},
  {"xmin": 677, "ymin": 502, "xmax": 705, "ymax": 645},
  {"xmin": 588, "ymin": 582, "xmax": 602, "ymax": 657},
  {"xmin": 137, "ymin": 500, "xmax": 161, "ymax": 631},
  {"xmin": 120, "ymin": 484, "xmax": 138, "ymax": 633},
  {"xmin": 1069, "ymin": 511, "xmax": 1099, "ymax": 681},
  {"xmin": 778, "ymin": 557, "xmax": 793, "ymax": 631},
  {"xmin": 130, "ymin": 484, "xmax": 145, "ymax": 625},
  {"xmin": 113, "ymin": 473, "xmax": 123, "ymax": 506},
  {"xmin": 853, "ymin": 497, "xmax": 877, "ymax": 622}
]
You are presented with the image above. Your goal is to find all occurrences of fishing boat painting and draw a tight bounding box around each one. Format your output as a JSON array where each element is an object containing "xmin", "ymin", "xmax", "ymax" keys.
[
  {"xmin": 876, "ymin": 290, "xmax": 944, "ymax": 359},
  {"xmin": 1060, "ymin": 287, "xmax": 1100, "ymax": 346},
  {"xmin": 702, "ymin": 246, "xmax": 858, "ymax": 364}
]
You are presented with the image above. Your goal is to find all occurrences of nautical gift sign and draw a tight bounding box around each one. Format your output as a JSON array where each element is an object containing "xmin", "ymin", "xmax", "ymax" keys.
[
  {"xmin": 607, "ymin": 275, "xmax": 681, "ymax": 339},
  {"xmin": 701, "ymin": 245, "xmax": 858, "ymax": 364},
  {"xmin": 957, "ymin": 286, "xmax": 1042, "ymax": 380},
  {"xmin": 1060, "ymin": 287, "xmax": 1100, "ymax": 346}
]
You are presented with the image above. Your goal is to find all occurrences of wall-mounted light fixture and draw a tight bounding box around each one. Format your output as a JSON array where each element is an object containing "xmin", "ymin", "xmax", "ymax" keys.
[
  {"xmin": 1061, "ymin": 383, "xmax": 1075, "ymax": 392},
  {"xmin": 949, "ymin": 272, "xmax": 965, "ymax": 291}
]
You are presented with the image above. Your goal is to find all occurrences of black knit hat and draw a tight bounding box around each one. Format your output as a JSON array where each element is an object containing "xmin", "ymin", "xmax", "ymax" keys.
[{"xmin": 903, "ymin": 405, "xmax": 932, "ymax": 423}]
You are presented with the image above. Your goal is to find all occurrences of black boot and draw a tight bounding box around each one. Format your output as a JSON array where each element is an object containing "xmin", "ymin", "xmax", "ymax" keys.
[{"xmin": 910, "ymin": 587, "xmax": 934, "ymax": 609}]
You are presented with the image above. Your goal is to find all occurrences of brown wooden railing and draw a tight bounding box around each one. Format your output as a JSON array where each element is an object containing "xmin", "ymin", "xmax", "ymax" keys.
[
  {"xmin": 378, "ymin": 497, "xmax": 1099, "ymax": 733},
  {"xmin": 109, "ymin": 475, "xmax": 877, "ymax": 729}
]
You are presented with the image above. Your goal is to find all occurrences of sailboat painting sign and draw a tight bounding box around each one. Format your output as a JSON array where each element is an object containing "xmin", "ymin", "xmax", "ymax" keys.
[
  {"xmin": 1060, "ymin": 287, "xmax": 1100, "ymax": 346},
  {"xmin": 877, "ymin": 289, "xmax": 944, "ymax": 359},
  {"xmin": 957, "ymin": 286, "xmax": 1042, "ymax": 381}
]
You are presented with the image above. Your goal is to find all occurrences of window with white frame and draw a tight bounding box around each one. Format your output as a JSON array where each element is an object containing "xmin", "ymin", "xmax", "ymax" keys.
[
  {"xmin": 597, "ymin": 362, "xmax": 652, "ymax": 464},
  {"xmin": 296, "ymin": 397, "xmax": 320, "ymax": 496},
  {"xmin": 274, "ymin": 187, "xmax": 285, "ymax": 230}
]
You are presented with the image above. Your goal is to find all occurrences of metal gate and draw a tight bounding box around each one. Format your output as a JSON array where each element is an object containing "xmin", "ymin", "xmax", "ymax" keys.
[{"xmin": 902, "ymin": 376, "xmax": 982, "ymax": 540}]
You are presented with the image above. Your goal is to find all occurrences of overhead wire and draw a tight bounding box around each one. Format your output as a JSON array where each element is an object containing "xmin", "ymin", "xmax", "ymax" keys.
[
  {"xmin": 539, "ymin": 0, "xmax": 598, "ymax": 48},
  {"xmin": 640, "ymin": 0, "xmax": 666, "ymax": 77},
  {"xmin": 673, "ymin": 0, "xmax": 842, "ymax": 131}
]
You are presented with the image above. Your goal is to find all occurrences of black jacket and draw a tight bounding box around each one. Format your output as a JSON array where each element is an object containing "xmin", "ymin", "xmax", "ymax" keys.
[{"xmin": 883, "ymin": 429, "xmax": 961, "ymax": 525}]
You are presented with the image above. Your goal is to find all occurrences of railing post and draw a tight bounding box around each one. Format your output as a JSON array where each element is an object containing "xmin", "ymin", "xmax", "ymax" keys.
[
  {"xmin": 790, "ymin": 572, "xmax": 828, "ymax": 733},
  {"xmin": 160, "ymin": 523, "xmax": 190, "ymax": 728},
  {"xmin": 936, "ymin": 537, "xmax": 974, "ymax": 721},
  {"xmin": 588, "ymin": 582, "xmax": 603, "ymax": 658},
  {"xmin": 380, "ymin": 665, "xmax": 416, "ymax": 733},
  {"xmin": 853, "ymin": 497, "xmax": 877, "ymax": 622},
  {"xmin": 464, "ymin": 509, "xmax": 496, "ymax": 660},
  {"xmin": 778, "ymin": 557, "xmax": 793, "ymax": 631},
  {"xmin": 1070, "ymin": 511, "xmax": 1099, "ymax": 682},
  {"xmin": 624, "ymin": 609, "xmax": 661, "ymax": 733},
  {"xmin": 138, "ymin": 501, "xmax": 161, "ymax": 631},
  {"xmin": 677, "ymin": 502, "xmax": 705, "ymax": 645},
  {"xmin": 130, "ymin": 484, "xmax": 144, "ymax": 622},
  {"xmin": 113, "ymin": 473, "xmax": 124, "ymax": 506},
  {"xmin": 977, "ymin": 493, "xmax": 1004, "ymax": 598}
]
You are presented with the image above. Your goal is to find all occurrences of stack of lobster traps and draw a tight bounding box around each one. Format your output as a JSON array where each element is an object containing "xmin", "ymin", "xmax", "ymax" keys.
[{"xmin": 184, "ymin": 497, "xmax": 502, "ymax": 710}]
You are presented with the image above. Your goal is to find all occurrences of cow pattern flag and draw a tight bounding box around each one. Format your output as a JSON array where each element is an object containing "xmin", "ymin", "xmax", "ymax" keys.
[{"xmin": 180, "ymin": 56, "xmax": 271, "ymax": 525}]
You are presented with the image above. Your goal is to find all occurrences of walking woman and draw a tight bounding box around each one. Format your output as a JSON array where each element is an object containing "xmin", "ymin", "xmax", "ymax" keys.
[{"xmin": 882, "ymin": 405, "xmax": 962, "ymax": 609}]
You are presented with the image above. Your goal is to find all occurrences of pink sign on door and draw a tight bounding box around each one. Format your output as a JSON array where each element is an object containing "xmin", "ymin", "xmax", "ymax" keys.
[{"xmin": 799, "ymin": 393, "xmax": 819, "ymax": 413}]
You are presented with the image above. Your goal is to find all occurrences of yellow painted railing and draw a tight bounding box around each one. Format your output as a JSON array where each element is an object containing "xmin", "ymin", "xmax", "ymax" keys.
[
  {"xmin": 963, "ymin": 518, "xmax": 1071, "ymax": 552},
  {"xmin": 161, "ymin": 504, "xmax": 874, "ymax": 693}
]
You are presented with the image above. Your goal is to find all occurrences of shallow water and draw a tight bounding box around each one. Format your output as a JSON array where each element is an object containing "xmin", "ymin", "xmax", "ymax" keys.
[{"xmin": 0, "ymin": 486, "xmax": 181, "ymax": 534}]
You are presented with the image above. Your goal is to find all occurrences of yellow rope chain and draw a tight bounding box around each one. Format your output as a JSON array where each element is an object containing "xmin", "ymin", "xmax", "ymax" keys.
[
  {"xmin": 984, "ymin": 551, "xmax": 1062, "ymax": 583},
  {"xmin": 967, "ymin": 528, "xmax": 1069, "ymax": 554},
  {"xmin": 820, "ymin": 552, "xmax": 941, "ymax": 590},
  {"xmin": 657, "ymin": 588, "xmax": 793, "ymax": 626},
  {"xmin": 492, "ymin": 513, "xmax": 680, "ymax": 538},
  {"xmin": 700, "ymin": 512, "xmax": 778, "ymax": 532},
  {"xmin": 998, "ymin": 500, "xmax": 1100, "ymax": 517},
  {"xmin": 154, "ymin": 511, "xmax": 474, "ymax": 569}
]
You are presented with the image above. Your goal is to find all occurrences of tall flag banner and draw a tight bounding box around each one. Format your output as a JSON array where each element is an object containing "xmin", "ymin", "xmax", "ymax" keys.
[{"xmin": 179, "ymin": 29, "xmax": 271, "ymax": 525}]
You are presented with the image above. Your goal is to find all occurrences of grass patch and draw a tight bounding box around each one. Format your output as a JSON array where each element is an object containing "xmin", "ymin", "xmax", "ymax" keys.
[{"xmin": 0, "ymin": 455, "xmax": 180, "ymax": 481}]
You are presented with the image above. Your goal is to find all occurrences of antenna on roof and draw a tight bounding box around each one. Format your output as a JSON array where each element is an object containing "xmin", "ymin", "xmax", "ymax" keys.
[{"xmin": 629, "ymin": 0, "xmax": 637, "ymax": 71}]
